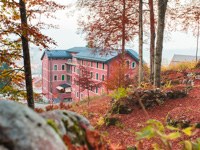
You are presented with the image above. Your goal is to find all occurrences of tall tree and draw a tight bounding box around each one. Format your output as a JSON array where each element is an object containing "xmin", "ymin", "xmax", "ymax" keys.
[
  {"xmin": 76, "ymin": 0, "xmax": 138, "ymax": 58},
  {"xmin": 76, "ymin": 66, "xmax": 101, "ymax": 106},
  {"xmin": 139, "ymin": 0, "xmax": 144, "ymax": 84},
  {"xmin": 154, "ymin": 0, "xmax": 168, "ymax": 88},
  {"xmin": 148, "ymin": 0, "xmax": 155, "ymax": 83},
  {"xmin": 19, "ymin": 0, "xmax": 34, "ymax": 109},
  {"xmin": 0, "ymin": 1, "xmax": 65, "ymax": 108}
]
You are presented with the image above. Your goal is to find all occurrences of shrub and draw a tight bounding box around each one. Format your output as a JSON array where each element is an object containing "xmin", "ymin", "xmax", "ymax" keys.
[
  {"xmin": 131, "ymin": 119, "xmax": 200, "ymax": 150},
  {"xmin": 35, "ymin": 107, "xmax": 45, "ymax": 113}
]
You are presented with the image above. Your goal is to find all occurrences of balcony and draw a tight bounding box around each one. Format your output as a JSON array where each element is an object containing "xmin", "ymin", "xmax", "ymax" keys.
[{"xmin": 66, "ymin": 59, "xmax": 76, "ymax": 66}]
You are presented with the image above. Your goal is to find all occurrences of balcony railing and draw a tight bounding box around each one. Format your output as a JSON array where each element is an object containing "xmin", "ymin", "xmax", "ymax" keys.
[{"xmin": 66, "ymin": 59, "xmax": 76, "ymax": 66}]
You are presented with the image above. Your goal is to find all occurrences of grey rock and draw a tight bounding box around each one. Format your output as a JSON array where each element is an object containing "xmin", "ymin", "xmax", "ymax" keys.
[
  {"xmin": 0, "ymin": 100, "xmax": 67, "ymax": 150},
  {"xmin": 41, "ymin": 110, "xmax": 93, "ymax": 146},
  {"xmin": 195, "ymin": 75, "xmax": 200, "ymax": 79},
  {"xmin": 187, "ymin": 72, "xmax": 193, "ymax": 78}
]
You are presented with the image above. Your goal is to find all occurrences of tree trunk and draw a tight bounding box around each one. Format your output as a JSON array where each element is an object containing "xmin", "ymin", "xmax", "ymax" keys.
[
  {"xmin": 196, "ymin": 16, "xmax": 199, "ymax": 62},
  {"xmin": 149, "ymin": 0, "xmax": 155, "ymax": 84},
  {"xmin": 122, "ymin": 0, "xmax": 126, "ymax": 62},
  {"xmin": 154, "ymin": 0, "xmax": 168, "ymax": 88},
  {"xmin": 87, "ymin": 89, "xmax": 90, "ymax": 107},
  {"xmin": 139, "ymin": 0, "xmax": 143, "ymax": 85},
  {"xmin": 19, "ymin": 0, "xmax": 34, "ymax": 109}
]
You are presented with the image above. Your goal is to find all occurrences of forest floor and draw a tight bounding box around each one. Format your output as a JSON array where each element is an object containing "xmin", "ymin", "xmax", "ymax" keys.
[{"xmin": 69, "ymin": 80, "xmax": 200, "ymax": 149}]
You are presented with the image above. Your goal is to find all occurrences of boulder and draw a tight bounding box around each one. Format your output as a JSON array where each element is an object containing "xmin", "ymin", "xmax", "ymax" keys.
[
  {"xmin": 41, "ymin": 110, "xmax": 93, "ymax": 146},
  {"xmin": 0, "ymin": 100, "xmax": 67, "ymax": 150},
  {"xmin": 166, "ymin": 107, "xmax": 200, "ymax": 128}
]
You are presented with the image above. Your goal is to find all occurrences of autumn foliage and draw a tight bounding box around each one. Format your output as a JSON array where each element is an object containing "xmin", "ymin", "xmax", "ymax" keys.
[{"xmin": 105, "ymin": 54, "xmax": 135, "ymax": 91}]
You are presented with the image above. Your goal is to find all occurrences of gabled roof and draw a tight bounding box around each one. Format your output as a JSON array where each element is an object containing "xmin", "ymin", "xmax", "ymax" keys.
[
  {"xmin": 171, "ymin": 54, "xmax": 200, "ymax": 62},
  {"xmin": 66, "ymin": 47, "xmax": 87, "ymax": 53},
  {"xmin": 41, "ymin": 50, "xmax": 72, "ymax": 60},
  {"xmin": 74, "ymin": 48, "xmax": 140, "ymax": 63}
]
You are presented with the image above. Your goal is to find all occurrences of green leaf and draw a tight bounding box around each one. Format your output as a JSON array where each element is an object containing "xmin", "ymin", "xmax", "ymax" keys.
[
  {"xmin": 167, "ymin": 132, "xmax": 180, "ymax": 140},
  {"xmin": 136, "ymin": 130, "xmax": 152, "ymax": 140},
  {"xmin": 183, "ymin": 141, "xmax": 192, "ymax": 150},
  {"xmin": 101, "ymin": 131, "xmax": 109, "ymax": 136},
  {"xmin": 182, "ymin": 127, "xmax": 193, "ymax": 136},
  {"xmin": 166, "ymin": 125, "xmax": 179, "ymax": 131},
  {"xmin": 128, "ymin": 129, "xmax": 136, "ymax": 133}
]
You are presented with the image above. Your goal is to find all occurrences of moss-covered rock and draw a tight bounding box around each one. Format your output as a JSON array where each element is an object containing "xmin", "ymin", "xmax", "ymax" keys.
[
  {"xmin": 166, "ymin": 107, "xmax": 200, "ymax": 128},
  {"xmin": 42, "ymin": 110, "xmax": 93, "ymax": 146},
  {"xmin": 110, "ymin": 98, "xmax": 133, "ymax": 114}
]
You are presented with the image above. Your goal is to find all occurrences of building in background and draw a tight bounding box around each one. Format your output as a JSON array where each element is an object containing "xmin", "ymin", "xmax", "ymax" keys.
[
  {"xmin": 41, "ymin": 47, "xmax": 140, "ymax": 103},
  {"xmin": 170, "ymin": 54, "xmax": 200, "ymax": 65}
]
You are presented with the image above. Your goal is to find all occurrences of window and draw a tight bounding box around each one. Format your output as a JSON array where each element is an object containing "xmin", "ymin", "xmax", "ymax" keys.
[
  {"xmin": 102, "ymin": 74, "xmax": 105, "ymax": 81},
  {"xmin": 81, "ymin": 69, "xmax": 83, "ymax": 75},
  {"xmin": 62, "ymin": 64, "xmax": 65, "ymax": 70},
  {"xmin": 74, "ymin": 66, "xmax": 76, "ymax": 72},
  {"xmin": 62, "ymin": 75, "xmax": 65, "ymax": 81},
  {"xmin": 67, "ymin": 75, "xmax": 71, "ymax": 84},
  {"xmin": 54, "ymin": 65, "xmax": 57, "ymax": 70},
  {"xmin": 45, "ymin": 63, "xmax": 46, "ymax": 68},
  {"xmin": 77, "ymin": 68, "xmax": 79, "ymax": 75},
  {"xmin": 91, "ymin": 62, "xmax": 93, "ymax": 67},
  {"xmin": 95, "ymin": 87, "xmax": 98, "ymax": 94},
  {"xmin": 45, "ymin": 72, "xmax": 46, "ymax": 79},
  {"xmin": 96, "ymin": 62, "xmax": 99, "ymax": 68},
  {"xmin": 96, "ymin": 73, "xmax": 98, "ymax": 80},
  {"xmin": 54, "ymin": 75, "xmax": 57, "ymax": 81},
  {"xmin": 77, "ymin": 60, "xmax": 79, "ymax": 64},
  {"xmin": 102, "ymin": 63, "xmax": 105, "ymax": 69},
  {"xmin": 73, "ymin": 78, "xmax": 75, "ymax": 84},
  {"xmin": 132, "ymin": 62, "xmax": 136, "ymax": 68},
  {"xmin": 77, "ymin": 92, "xmax": 79, "ymax": 98},
  {"xmin": 81, "ymin": 60, "xmax": 83, "ymax": 65},
  {"xmin": 81, "ymin": 93, "xmax": 83, "ymax": 100},
  {"xmin": 126, "ymin": 60, "xmax": 130, "ymax": 67},
  {"xmin": 45, "ymin": 83, "xmax": 46, "ymax": 88},
  {"xmin": 90, "ymin": 72, "xmax": 93, "ymax": 79}
]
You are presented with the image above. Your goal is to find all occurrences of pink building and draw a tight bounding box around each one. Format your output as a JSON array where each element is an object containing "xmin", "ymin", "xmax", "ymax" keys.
[{"xmin": 41, "ymin": 47, "xmax": 139, "ymax": 103}]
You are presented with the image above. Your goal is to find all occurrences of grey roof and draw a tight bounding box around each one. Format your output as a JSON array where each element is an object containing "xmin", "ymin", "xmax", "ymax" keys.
[
  {"xmin": 171, "ymin": 54, "xmax": 200, "ymax": 62},
  {"xmin": 74, "ymin": 48, "xmax": 140, "ymax": 63},
  {"xmin": 59, "ymin": 84, "xmax": 71, "ymax": 88},
  {"xmin": 41, "ymin": 50, "xmax": 72, "ymax": 60},
  {"xmin": 66, "ymin": 47, "xmax": 87, "ymax": 53}
]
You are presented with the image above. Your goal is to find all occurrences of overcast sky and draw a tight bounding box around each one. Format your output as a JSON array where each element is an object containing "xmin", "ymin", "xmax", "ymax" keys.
[{"xmin": 38, "ymin": 1, "xmax": 198, "ymax": 64}]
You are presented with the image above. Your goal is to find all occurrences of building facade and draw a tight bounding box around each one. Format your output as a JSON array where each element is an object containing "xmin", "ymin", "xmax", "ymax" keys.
[{"xmin": 41, "ymin": 47, "xmax": 139, "ymax": 102}]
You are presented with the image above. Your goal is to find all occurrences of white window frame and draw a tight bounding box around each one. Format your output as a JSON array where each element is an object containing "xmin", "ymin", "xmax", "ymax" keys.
[
  {"xmin": 54, "ymin": 64, "xmax": 58, "ymax": 70},
  {"xmin": 96, "ymin": 62, "xmax": 99, "ymax": 68},
  {"xmin": 96, "ymin": 73, "xmax": 98, "ymax": 80},
  {"xmin": 102, "ymin": 63, "xmax": 105, "ymax": 69},
  {"xmin": 54, "ymin": 75, "xmax": 57, "ymax": 81},
  {"xmin": 61, "ymin": 64, "xmax": 65, "ymax": 70},
  {"xmin": 102, "ymin": 74, "xmax": 105, "ymax": 81},
  {"xmin": 77, "ymin": 68, "xmax": 79, "ymax": 75},
  {"xmin": 61, "ymin": 74, "xmax": 65, "ymax": 81},
  {"xmin": 132, "ymin": 62, "xmax": 136, "ymax": 68},
  {"xmin": 77, "ymin": 92, "xmax": 79, "ymax": 98},
  {"xmin": 95, "ymin": 87, "xmax": 98, "ymax": 94},
  {"xmin": 90, "ymin": 71, "xmax": 93, "ymax": 79},
  {"xmin": 74, "ymin": 66, "xmax": 76, "ymax": 72},
  {"xmin": 91, "ymin": 61, "xmax": 93, "ymax": 67}
]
